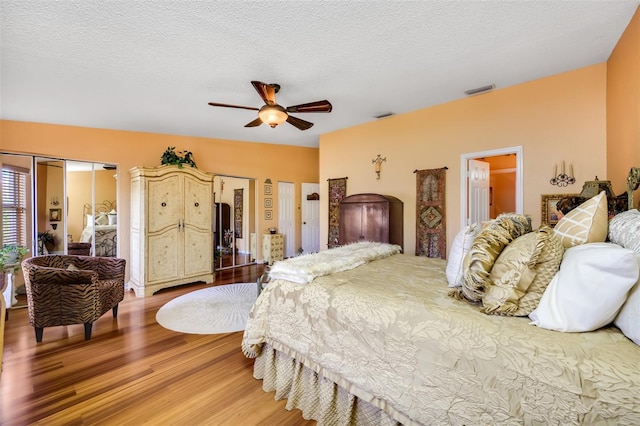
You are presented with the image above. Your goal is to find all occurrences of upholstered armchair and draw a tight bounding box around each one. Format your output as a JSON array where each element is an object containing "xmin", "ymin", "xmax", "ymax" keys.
[{"xmin": 21, "ymin": 255, "xmax": 126, "ymax": 342}]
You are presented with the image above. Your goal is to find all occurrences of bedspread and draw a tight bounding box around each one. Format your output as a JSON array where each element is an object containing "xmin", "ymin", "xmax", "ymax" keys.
[{"xmin": 242, "ymin": 254, "xmax": 640, "ymax": 425}]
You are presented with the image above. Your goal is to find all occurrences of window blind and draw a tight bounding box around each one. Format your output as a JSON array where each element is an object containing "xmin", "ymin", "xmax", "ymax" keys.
[{"xmin": 2, "ymin": 167, "xmax": 28, "ymax": 247}]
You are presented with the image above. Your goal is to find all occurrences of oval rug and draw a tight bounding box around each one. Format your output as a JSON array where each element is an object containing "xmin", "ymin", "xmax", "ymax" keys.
[{"xmin": 156, "ymin": 283, "xmax": 257, "ymax": 334}]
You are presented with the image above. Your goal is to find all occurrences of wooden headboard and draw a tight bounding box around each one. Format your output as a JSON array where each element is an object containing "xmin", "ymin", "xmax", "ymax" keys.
[{"xmin": 82, "ymin": 200, "xmax": 116, "ymax": 227}]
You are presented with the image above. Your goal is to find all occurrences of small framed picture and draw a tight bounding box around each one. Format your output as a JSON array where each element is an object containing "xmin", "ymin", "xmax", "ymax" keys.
[
  {"xmin": 264, "ymin": 185, "xmax": 272, "ymax": 195},
  {"xmin": 264, "ymin": 198, "xmax": 273, "ymax": 208},
  {"xmin": 265, "ymin": 210, "xmax": 273, "ymax": 220},
  {"xmin": 541, "ymin": 193, "xmax": 577, "ymax": 227},
  {"xmin": 49, "ymin": 208, "xmax": 62, "ymax": 222}
]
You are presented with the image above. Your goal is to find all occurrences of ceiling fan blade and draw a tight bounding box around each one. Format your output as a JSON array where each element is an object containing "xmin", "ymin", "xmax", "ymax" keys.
[
  {"xmin": 251, "ymin": 81, "xmax": 276, "ymax": 106},
  {"xmin": 286, "ymin": 100, "xmax": 332, "ymax": 113},
  {"xmin": 286, "ymin": 115, "xmax": 314, "ymax": 131},
  {"xmin": 244, "ymin": 117, "xmax": 263, "ymax": 128},
  {"xmin": 208, "ymin": 102, "xmax": 259, "ymax": 111}
]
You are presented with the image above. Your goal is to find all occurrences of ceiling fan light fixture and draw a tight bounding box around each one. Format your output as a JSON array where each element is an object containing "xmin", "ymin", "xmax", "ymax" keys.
[{"xmin": 258, "ymin": 104, "xmax": 288, "ymax": 128}]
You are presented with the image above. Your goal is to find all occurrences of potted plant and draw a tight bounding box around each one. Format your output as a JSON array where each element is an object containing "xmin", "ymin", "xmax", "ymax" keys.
[
  {"xmin": 160, "ymin": 146, "xmax": 197, "ymax": 168},
  {"xmin": 37, "ymin": 230, "xmax": 56, "ymax": 254},
  {"xmin": 0, "ymin": 244, "xmax": 30, "ymax": 272}
]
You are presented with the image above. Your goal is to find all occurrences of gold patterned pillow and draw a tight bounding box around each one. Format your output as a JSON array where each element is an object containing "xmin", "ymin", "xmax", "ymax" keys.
[
  {"xmin": 456, "ymin": 213, "xmax": 532, "ymax": 303},
  {"xmin": 553, "ymin": 191, "xmax": 608, "ymax": 248},
  {"xmin": 482, "ymin": 226, "xmax": 564, "ymax": 316}
]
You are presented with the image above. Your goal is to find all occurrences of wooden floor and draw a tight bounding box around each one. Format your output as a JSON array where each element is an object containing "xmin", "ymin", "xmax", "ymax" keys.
[{"xmin": 0, "ymin": 264, "xmax": 314, "ymax": 425}]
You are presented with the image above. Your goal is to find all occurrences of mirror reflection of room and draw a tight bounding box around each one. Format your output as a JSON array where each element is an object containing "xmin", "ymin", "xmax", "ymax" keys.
[
  {"xmin": 213, "ymin": 175, "xmax": 256, "ymax": 270},
  {"xmin": 35, "ymin": 158, "xmax": 65, "ymax": 254},
  {"xmin": 66, "ymin": 161, "xmax": 118, "ymax": 257}
]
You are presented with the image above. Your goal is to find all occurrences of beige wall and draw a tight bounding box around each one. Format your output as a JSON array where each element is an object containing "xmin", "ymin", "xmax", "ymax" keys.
[
  {"xmin": 320, "ymin": 63, "xmax": 608, "ymax": 255},
  {"xmin": 0, "ymin": 121, "xmax": 319, "ymax": 280},
  {"xmin": 607, "ymin": 6, "xmax": 640, "ymax": 196}
]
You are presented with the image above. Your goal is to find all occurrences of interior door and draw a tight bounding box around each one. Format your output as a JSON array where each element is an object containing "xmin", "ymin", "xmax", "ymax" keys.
[
  {"xmin": 278, "ymin": 181, "xmax": 295, "ymax": 258},
  {"xmin": 301, "ymin": 183, "xmax": 320, "ymax": 254},
  {"xmin": 468, "ymin": 159, "xmax": 490, "ymax": 224}
]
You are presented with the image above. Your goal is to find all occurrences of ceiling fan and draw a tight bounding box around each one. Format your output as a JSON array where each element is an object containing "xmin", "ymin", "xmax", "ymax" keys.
[{"xmin": 208, "ymin": 81, "xmax": 332, "ymax": 131}]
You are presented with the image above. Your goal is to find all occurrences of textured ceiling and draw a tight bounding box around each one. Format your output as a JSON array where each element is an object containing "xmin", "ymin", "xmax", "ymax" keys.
[{"xmin": 1, "ymin": 1, "xmax": 638, "ymax": 148}]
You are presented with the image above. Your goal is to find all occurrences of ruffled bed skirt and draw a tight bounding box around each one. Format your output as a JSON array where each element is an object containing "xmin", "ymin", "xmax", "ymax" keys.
[{"xmin": 254, "ymin": 344, "xmax": 401, "ymax": 426}]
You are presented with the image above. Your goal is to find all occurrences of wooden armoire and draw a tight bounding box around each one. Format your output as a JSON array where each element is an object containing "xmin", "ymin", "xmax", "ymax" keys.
[
  {"xmin": 129, "ymin": 165, "xmax": 214, "ymax": 297},
  {"xmin": 338, "ymin": 193, "xmax": 403, "ymax": 248}
]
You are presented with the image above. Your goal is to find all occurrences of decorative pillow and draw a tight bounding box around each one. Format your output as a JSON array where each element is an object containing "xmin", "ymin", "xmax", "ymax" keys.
[
  {"xmin": 529, "ymin": 243, "xmax": 639, "ymax": 332},
  {"xmin": 86, "ymin": 214, "xmax": 94, "ymax": 227},
  {"xmin": 615, "ymin": 255, "xmax": 640, "ymax": 346},
  {"xmin": 553, "ymin": 191, "xmax": 608, "ymax": 248},
  {"xmin": 482, "ymin": 226, "xmax": 564, "ymax": 316},
  {"xmin": 457, "ymin": 213, "xmax": 531, "ymax": 303},
  {"xmin": 108, "ymin": 210, "xmax": 117, "ymax": 225},
  {"xmin": 67, "ymin": 263, "xmax": 80, "ymax": 271},
  {"xmin": 608, "ymin": 209, "xmax": 640, "ymax": 254},
  {"xmin": 95, "ymin": 213, "xmax": 109, "ymax": 226},
  {"xmin": 446, "ymin": 222, "xmax": 484, "ymax": 287}
]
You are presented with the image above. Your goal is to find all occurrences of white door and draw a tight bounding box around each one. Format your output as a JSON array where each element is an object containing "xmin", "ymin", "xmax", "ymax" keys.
[
  {"xmin": 301, "ymin": 183, "xmax": 320, "ymax": 254},
  {"xmin": 278, "ymin": 181, "xmax": 295, "ymax": 258},
  {"xmin": 468, "ymin": 159, "xmax": 490, "ymax": 224}
]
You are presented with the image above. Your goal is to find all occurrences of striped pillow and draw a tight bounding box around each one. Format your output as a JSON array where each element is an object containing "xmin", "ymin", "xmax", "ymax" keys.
[{"xmin": 553, "ymin": 191, "xmax": 607, "ymax": 248}]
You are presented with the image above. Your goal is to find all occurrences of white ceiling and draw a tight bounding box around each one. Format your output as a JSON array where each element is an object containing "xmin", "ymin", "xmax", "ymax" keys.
[{"xmin": 1, "ymin": 1, "xmax": 638, "ymax": 148}]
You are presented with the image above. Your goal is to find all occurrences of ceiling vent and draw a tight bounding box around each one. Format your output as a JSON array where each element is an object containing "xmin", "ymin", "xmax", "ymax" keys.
[
  {"xmin": 464, "ymin": 84, "xmax": 495, "ymax": 96},
  {"xmin": 374, "ymin": 112, "xmax": 395, "ymax": 119}
]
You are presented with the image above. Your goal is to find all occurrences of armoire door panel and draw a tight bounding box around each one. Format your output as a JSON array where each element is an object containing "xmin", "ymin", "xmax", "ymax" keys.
[
  {"xmin": 183, "ymin": 228, "xmax": 212, "ymax": 276},
  {"xmin": 147, "ymin": 229, "xmax": 180, "ymax": 282},
  {"xmin": 147, "ymin": 175, "xmax": 181, "ymax": 233},
  {"xmin": 184, "ymin": 175, "xmax": 212, "ymax": 231}
]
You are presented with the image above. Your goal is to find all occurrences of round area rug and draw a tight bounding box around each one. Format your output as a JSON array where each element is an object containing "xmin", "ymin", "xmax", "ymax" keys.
[{"xmin": 156, "ymin": 283, "xmax": 257, "ymax": 334}]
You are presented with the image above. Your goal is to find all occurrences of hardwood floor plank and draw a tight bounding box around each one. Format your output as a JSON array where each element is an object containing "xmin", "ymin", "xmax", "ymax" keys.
[{"xmin": 0, "ymin": 265, "xmax": 314, "ymax": 425}]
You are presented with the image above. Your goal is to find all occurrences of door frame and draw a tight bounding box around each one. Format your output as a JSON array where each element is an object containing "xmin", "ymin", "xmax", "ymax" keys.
[{"xmin": 460, "ymin": 146, "xmax": 523, "ymax": 227}]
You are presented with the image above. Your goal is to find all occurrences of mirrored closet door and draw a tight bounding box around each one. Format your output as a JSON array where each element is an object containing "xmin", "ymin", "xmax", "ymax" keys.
[
  {"xmin": 213, "ymin": 175, "xmax": 256, "ymax": 270},
  {"xmin": 1, "ymin": 152, "xmax": 118, "ymax": 258}
]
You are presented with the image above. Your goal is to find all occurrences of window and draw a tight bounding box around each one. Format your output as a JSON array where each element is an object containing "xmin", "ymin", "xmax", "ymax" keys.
[{"xmin": 2, "ymin": 166, "xmax": 28, "ymax": 246}]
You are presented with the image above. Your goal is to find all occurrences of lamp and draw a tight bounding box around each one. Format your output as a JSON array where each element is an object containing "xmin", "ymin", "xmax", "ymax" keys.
[
  {"xmin": 372, "ymin": 154, "xmax": 387, "ymax": 180},
  {"xmin": 258, "ymin": 105, "xmax": 288, "ymax": 128}
]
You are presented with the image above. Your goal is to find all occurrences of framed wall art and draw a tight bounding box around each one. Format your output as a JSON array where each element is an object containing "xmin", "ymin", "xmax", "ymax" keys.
[
  {"xmin": 541, "ymin": 193, "xmax": 577, "ymax": 227},
  {"xmin": 49, "ymin": 208, "xmax": 62, "ymax": 222},
  {"xmin": 265, "ymin": 210, "xmax": 273, "ymax": 220},
  {"xmin": 264, "ymin": 198, "xmax": 272, "ymax": 208},
  {"xmin": 264, "ymin": 185, "xmax": 272, "ymax": 195}
]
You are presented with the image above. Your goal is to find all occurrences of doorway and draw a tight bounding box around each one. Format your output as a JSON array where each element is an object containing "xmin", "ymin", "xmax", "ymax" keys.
[
  {"xmin": 213, "ymin": 175, "xmax": 256, "ymax": 270},
  {"xmin": 301, "ymin": 182, "xmax": 320, "ymax": 254},
  {"xmin": 460, "ymin": 146, "xmax": 523, "ymax": 227},
  {"xmin": 278, "ymin": 181, "xmax": 295, "ymax": 258}
]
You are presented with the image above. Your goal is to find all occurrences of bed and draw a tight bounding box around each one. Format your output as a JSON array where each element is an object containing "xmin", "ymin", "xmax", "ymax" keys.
[
  {"xmin": 242, "ymin": 172, "xmax": 640, "ymax": 425},
  {"xmin": 79, "ymin": 201, "xmax": 118, "ymax": 257}
]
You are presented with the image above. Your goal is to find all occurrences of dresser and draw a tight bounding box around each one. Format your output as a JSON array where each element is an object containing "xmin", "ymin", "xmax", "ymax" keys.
[
  {"xmin": 262, "ymin": 233, "xmax": 284, "ymax": 265},
  {"xmin": 338, "ymin": 193, "xmax": 403, "ymax": 249},
  {"xmin": 129, "ymin": 165, "xmax": 214, "ymax": 297}
]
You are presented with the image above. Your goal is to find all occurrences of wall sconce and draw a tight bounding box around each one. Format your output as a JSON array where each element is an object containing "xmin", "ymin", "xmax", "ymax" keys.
[
  {"xmin": 51, "ymin": 223, "xmax": 58, "ymax": 230},
  {"xmin": 550, "ymin": 161, "xmax": 575, "ymax": 187},
  {"xmin": 372, "ymin": 154, "xmax": 386, "ymax": 180}
]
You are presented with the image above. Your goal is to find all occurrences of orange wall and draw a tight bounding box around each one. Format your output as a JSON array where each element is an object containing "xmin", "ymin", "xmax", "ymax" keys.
[
  {"xmin": 320, "ymin": 64, "xmax": 608, "ymax": 255},
  {"xmin": 0, "ymin": 121, "xmax": 319, "ymax": 279},
  {"xmin": 607, "ymin": 6, "xmax": 640, "ymax": 195}
]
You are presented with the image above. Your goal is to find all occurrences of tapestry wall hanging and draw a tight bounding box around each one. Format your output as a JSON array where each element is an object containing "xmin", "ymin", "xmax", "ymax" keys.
[
  {"xmin": 415, "ymin": 167, "xmax": 447, "ymax": 259},
  {"xmin": 328, "ymin": 177, "xmax": 347, "ymax": 247},
  {"xmin": 234, "ymin": 188, "xmax": 243, "ymax": 238}
]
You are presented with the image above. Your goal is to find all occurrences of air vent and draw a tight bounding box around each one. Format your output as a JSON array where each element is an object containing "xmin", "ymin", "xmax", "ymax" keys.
[
  {"xmin": 374, "ymin": 112, "xmax": 395, "ymax": 119},
  {"xmin": 103, "ymin": 164, "xmax": 117, "ymax": 170},
  {"xmin": 464, "ymin": 84, "xmax": 495, "ymax": 96}
]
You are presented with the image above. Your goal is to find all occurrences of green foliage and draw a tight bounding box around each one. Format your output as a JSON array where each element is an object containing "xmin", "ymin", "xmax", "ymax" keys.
[
  {"xmin": 0, "ymin": 244, "xmax": 29, "ymax": 271},
  {"xmin": 160, "ymin": 146, "xmax": 197, "ymax": 168}
]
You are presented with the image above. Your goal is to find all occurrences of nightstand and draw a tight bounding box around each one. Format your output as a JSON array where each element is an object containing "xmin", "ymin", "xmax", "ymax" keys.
[{"xmin": 263, "ymin": 233, "xmax": 284, "ymax": 265}]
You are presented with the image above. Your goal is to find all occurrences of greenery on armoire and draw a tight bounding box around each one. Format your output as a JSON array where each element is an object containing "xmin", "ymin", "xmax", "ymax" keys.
[{"xmin": 160, "ymin": 147, "xmax": 197, "ymax": 168}]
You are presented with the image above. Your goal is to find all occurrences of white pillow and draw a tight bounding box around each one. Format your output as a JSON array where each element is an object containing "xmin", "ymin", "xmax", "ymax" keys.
[
  {"xmin": 86, "ymin": 214, "xmax": 94, "ymax": 227},
  {"xmin": 95, "ymin": 213, "xmax": 109, "ymax": 226},
  {"xmin": 615, "ymin": 255, "xmax": 640, "ymax": 345},
  {"xmin": 529, "ymin": 243, "xmax": 639, "ymax": 332},
  {"xmin": 446, "ymin": 223, "xmax": 483, "ymax": 287},
  {"xmin": 108, "ymin": 212, "xmax": 117, "ymax": 225}
]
